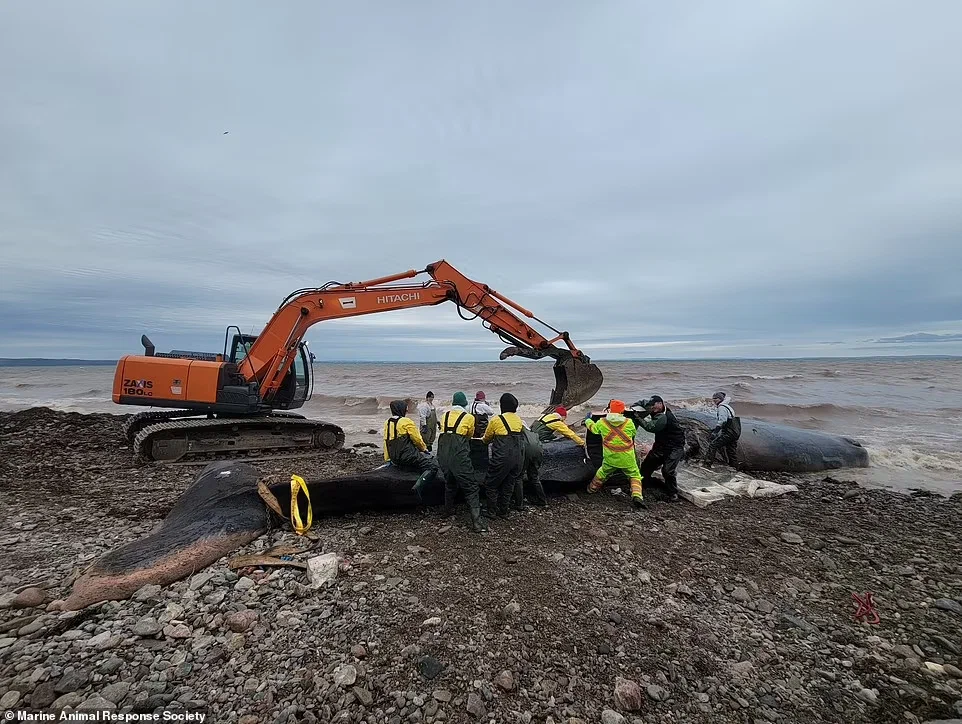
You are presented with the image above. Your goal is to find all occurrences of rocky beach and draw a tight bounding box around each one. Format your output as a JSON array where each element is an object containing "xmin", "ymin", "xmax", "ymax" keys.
[{"xmin": 1, "ymin": 407, "xmax": 961, "ymax": 723}]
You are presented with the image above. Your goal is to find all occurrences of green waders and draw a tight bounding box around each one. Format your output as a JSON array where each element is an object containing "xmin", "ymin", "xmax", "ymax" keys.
[
  {"xmin": 385, "ymin": 417, "xmax": 439, "ymax": 499},
  {"xmin": 437, "ymin": 411, "xmax": 486, "ymax": 532}
]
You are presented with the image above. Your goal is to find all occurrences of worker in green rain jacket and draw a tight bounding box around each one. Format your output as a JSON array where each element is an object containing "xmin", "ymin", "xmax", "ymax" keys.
[
  {"xmin": 437, "ymin": 392, "xmax": 487, "ymax": 533},
  {"xmin": 583, "ymin": 399, "xmax": 645, "ymax": 509}
]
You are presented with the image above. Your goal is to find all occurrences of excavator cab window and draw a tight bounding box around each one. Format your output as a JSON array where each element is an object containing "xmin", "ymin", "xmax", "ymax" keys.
[
  {"xmin": 292, "ymin": 343, "xmax": 312, "ymax": 404},
  {"xmin": 228, "ymin": 334, "xmax": 256, "ymax": 367}
]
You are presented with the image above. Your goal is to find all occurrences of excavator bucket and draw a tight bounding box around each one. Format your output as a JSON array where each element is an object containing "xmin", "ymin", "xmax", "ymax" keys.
[
  {"xmin": 500, "ymin": 346, "xmax": 604, "ymax": 412},
  {"xmin": 549, "ymin": 354, "xmax": 604, "ymax": 410}
]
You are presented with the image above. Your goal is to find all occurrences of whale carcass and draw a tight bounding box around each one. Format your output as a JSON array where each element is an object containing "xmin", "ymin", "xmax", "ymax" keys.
[{"xmin": 64, "ymin": 416, "xmax": 868, "ymax": 609}]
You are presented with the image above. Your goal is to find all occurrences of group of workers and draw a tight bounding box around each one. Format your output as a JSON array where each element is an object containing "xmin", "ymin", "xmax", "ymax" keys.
[{"xmin": 383, "ymin": 389, "xmax": 740, "ymax": 532}]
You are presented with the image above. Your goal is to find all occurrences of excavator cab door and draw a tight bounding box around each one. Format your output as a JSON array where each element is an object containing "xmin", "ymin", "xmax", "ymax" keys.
[{"xmin": 291, "ymin": 343, "xmax": 312, "ymax": 407}]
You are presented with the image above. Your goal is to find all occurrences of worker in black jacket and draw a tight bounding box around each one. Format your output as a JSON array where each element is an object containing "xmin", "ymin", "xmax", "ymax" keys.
[{"xmin": 631, "ymin": 395, "xmax": 685, "ymax": 503}]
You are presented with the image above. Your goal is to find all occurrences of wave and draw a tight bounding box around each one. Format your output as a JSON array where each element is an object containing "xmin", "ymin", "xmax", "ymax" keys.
[
  {"xmin": 868, "ymin": 445, "xmax": 962, "ymax": 472},
  {"xmin": 724, "ymin": 374, "xmax": 803, "ymax": 381},
  {"xmin": 735, "ymin": 401, "xmax": 892, "ymax": 419},
  {"xmin": 819, "ymin": 369, "xmax": 842, "ymax": 377},
  {"xmin": 76, "ymin": 388, "xmax": 106, "ymax": 398}
]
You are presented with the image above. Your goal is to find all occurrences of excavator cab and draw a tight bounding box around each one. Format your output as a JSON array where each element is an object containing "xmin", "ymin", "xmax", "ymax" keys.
[{"xmin": 226, "ymin": 332, "xmax": 313, "ymax": 410}]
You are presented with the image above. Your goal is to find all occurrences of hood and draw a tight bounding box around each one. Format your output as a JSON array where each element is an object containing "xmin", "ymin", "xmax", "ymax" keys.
[
  {"xmin": 605, "ymin": 412, "xmax": 626, "ymax": 424},
  {"xmin": 389, "ymin": 400, "xmax": 408, "ymax": 417}
]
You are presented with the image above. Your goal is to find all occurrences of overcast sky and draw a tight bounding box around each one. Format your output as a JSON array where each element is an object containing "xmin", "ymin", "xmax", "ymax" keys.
[{"xmin": 1, "ymin": 1, "xmax": 961, "ymax": 361}]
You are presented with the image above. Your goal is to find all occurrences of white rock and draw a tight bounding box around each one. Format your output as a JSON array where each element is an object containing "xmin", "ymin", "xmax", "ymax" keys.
[
  {"xmin": 87, "ymin": 631, "xmax": 112, "ymax": 648},
  {"xmin": 234, "ymin": 577, "xmax": 256, "ymax": 592},
  {"xmin": 601, "ymin": 710, "xmax": 626, "ymax": 724},
  {"xmin": 333, "ymin": 664, "xmax": 357, "ymax": 687},
  {"xmin": 306, "ymin": 553, "xmax": 339, "ymax": 589},
  {"xmin": 189, "ymin": 571, "xmax": 216, "ymax": 590},
  {"xmin": 0, "ymin": 592, "xmax": 18, "ymax": 609},
  {"xmin": 0, "ymin": 691, "xmax": 21, "ymax": 708},
  {"xmin": 421, "ymin": 617, "xmax": 442, "ymax": 627},
  {"xmin": 132, "ymin": 584, "xmax": 162, "ymax": 602}
]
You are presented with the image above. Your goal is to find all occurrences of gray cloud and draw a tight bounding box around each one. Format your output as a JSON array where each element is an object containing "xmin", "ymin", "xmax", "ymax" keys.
[
  {"xmin": 874, "ymin": 333, "xmax": 962, "ymax": 344},
  {"xmin": 1, "ymin": 1, "xmax": 962, "ymax": 361}
]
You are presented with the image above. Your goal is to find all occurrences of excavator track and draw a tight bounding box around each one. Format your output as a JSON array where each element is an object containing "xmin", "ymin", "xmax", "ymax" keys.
[
  {"xmin": 122, "ymin": 409, "xmax": 306, "ymax": 444},
  {"xmin": 132, "ymin": 416, "xmax": 344, "ymax": 464}
]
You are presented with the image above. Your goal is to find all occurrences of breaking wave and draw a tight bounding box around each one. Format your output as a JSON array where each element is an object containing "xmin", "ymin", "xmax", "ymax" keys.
[
  {"xmin": 724, "ymin": 374, "xmax": 803, "ymax": 381},
  {"xmin": 867, "ymin": 445, "xmax": 962, "ymax": 472},
  {"xmin": 734, "ymin": 401, "xmax": 893, "ymax": 419}
]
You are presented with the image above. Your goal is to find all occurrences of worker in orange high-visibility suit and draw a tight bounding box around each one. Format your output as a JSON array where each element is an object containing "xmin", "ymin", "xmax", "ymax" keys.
[{"xmin": 583, "ymin": 399, "xmax": 645, "ymax": 509}]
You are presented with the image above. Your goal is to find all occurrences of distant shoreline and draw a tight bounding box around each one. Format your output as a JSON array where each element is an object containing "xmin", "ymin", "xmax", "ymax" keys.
[{"xmin": 1, "ymin": 354, "xmax": 960, "ymax": 367}]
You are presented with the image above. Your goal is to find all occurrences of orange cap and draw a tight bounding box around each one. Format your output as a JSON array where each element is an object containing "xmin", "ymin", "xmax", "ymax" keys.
[{"xmin": 609, "ymin": 399, "xmax": 625, "ymax": 414}]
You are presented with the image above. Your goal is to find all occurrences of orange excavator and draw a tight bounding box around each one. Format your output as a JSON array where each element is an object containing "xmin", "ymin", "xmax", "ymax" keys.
[{"xmin": 114, "ymin": 260, "xmax": 604, "ymax": 462}]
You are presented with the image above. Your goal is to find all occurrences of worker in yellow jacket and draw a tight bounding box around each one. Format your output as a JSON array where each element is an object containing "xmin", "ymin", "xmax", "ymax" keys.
[
  {"xmin": 531, "ymin": 406, "xmax": 585, "ymax": 445},
  {"xmin": 437, "ymin": 392, "xmax": 486, "ymax": 532},
  {"xmin": 583, "ymin": 399, "xmax": 645, "ymax": 509},
  {"xmin": 384, "ymin": 399, "xmax": 439, "ymax": 498},
  {"xmin": 482, "ymin": 392, "xmax": 526, "ymax": 518}
]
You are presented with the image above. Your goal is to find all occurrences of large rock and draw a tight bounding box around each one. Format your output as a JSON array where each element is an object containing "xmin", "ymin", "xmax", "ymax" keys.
[
  {"xmin": 133, "ymin": 617, "xmax": 162, "ymax": 637},
  {"xmin": 226, "ymin": 610, "xmax": 259, "ymax": 633},
  {"xmin": 100, "ymin": 682, "xmax": 130, "ymax": 704},
  {"xmin": 55, "ymin": 669, "xmax": 91, "ymax": 694},
  {"xmin": 466, "ymin": 692, "xmax": 486, "ymax": 718},
  {"xmin": 333, "ymin": 664, "xmax": 357, "ymax": 687},
  {"xmin": 13, "ymin": 587, "xmax": 46, "ymax": 608},
  {"xmin": 306, "ymin": 553, "xmax": 339, "ymax": 588},
  {"xmin": 613, "ymin": 677, "xmax": 644, "ymax": 711},
  {"xmin": 77, "ymin": 694, "xmax": 117, "ymax": 712},
  {"xmin": 934, "ymin": 599, "xmax": 962, "ymax": 616},
  {"xmin": 601, "ymin": 710, "xmax": 626, "ymax": 724}
]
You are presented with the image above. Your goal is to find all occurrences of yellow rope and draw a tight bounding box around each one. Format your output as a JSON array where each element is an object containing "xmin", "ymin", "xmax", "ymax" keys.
[{"xmin": 290, "ymin": 474, "xmax": 312, "ymax": 535}]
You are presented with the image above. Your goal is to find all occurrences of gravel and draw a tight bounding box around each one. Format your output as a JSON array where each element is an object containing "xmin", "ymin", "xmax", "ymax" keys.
[{"xmin": 1, "ymin": 407, "xmax": 961, "ymax": 723}]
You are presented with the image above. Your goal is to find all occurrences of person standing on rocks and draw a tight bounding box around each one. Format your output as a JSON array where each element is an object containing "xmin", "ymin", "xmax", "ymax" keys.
[
  {"xmin": 481, "ymin": 392, "xmax": 526, "ymax": 518},
  {"xmin": 383, "ymin": 400, "xmax": 440, "ymax": 498},
  {"xmin": 704, "ymin": 391, "xmax": 740, "ymax": 468},
  {"xmin": 437, "ymin": 392, "xmax": 487, "ymax": 532},
  {"xmin": 469, "ymin": 390, "xmax": 497, "ymax": 473},
  {"xmin": 584, "ymin": 399, "xmax": 644, "ymax": 508},
  {"xmin": 631, "ymin": 395, "xmax": 684, "ymax": 503},
  {"xmin": 416, "ymin": 391, "xmax": 438, "ymax": 452},
  {"xmin": 516, "ymin": 421, "xmax": 547, "ymax": 509}
]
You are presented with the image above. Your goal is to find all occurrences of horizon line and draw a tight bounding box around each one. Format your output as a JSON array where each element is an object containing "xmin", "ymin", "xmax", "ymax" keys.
[{"xmin": 1, "ymin": 353, "xmax": 960, "ymax": 366}]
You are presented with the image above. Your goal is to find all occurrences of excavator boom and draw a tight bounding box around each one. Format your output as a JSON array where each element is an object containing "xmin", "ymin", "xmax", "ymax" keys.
[{"xmin": 114, "ymin": 259, "xmax": 603, "ymax": 462}]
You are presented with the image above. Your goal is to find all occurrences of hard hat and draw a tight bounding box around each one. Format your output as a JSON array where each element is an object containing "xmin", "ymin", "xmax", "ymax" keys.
[{"xmin": 609, "ymin": 400, "xmax": 626, "ymax": 414}]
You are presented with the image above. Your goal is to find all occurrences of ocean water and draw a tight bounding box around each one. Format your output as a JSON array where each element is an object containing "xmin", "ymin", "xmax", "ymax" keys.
[{"xmin": 2, "ymin": 358, "xmax": 960, "ymax": 495}]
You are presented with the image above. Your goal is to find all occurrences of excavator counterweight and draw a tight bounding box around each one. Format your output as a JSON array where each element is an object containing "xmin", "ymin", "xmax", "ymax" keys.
[{"xmin": 114, "ymin": 260, "xmax": 603, "ymax": 463}]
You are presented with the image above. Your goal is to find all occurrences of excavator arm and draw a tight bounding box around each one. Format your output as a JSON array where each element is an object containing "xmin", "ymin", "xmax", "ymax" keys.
[{"xmin": 244, "ymin": 260, "xmax": 603, "ymax": 410}]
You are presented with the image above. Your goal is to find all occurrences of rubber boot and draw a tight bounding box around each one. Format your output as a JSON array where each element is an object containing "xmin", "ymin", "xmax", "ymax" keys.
[
  {"xmin": 411, "ymin": 470, "xmax": 436, "ymax": 501},
  {"xmin": 586, "ymin": 476, "xmax": 604, "ymax": 494},
  {"xmin": 470, "ymin": 505, "xmax": 488, "ymax": 533},
  {"xmin": 630, "ymin": 479, "xmax": 647, "ymax": 510},
  {"xmin": 442, "ymin": 484, "xmax": 456, "ymax": 518}
]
